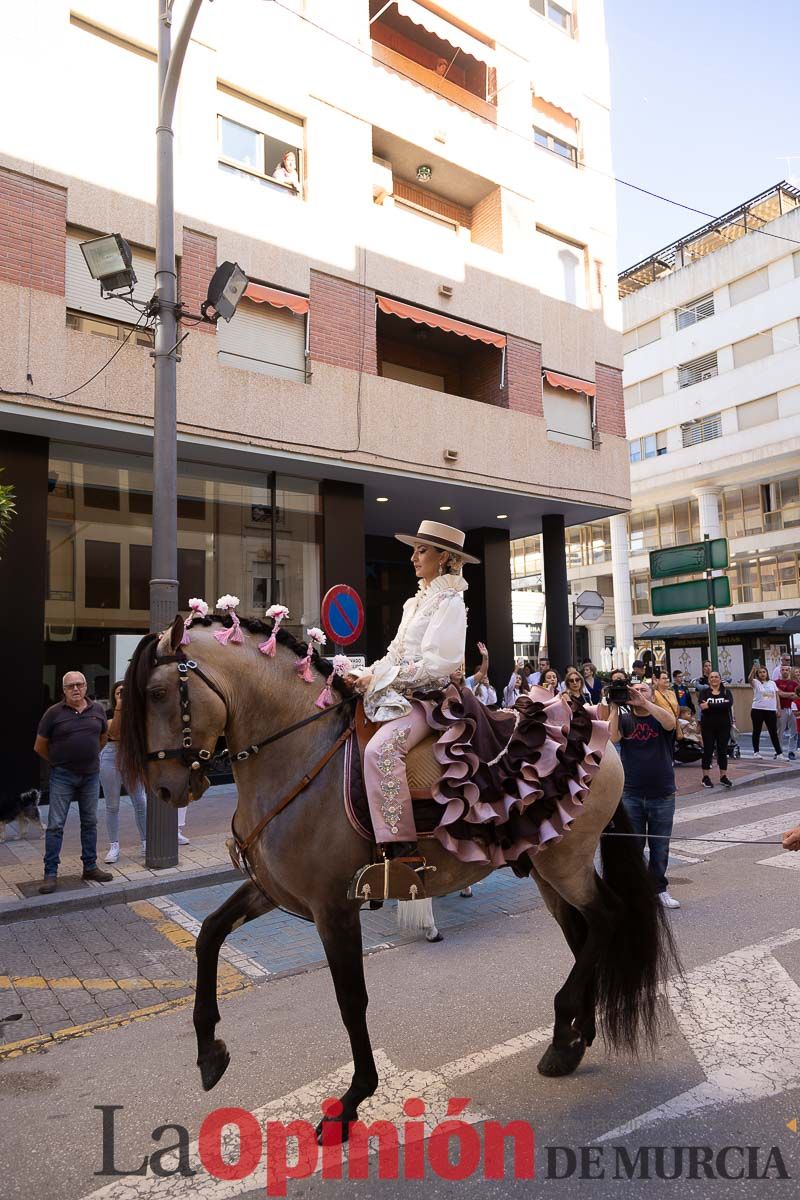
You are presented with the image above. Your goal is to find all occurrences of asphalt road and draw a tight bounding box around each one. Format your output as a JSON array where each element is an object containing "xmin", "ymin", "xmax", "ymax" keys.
[{"xmin": 2, "ymin": 778, "xmax": 800, "ymax": 1199}]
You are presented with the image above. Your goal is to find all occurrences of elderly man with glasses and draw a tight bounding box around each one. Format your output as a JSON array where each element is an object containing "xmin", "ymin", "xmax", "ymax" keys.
[{"xmin": 34, "ymin": 672, "xmax": 114, "ymax": 894}]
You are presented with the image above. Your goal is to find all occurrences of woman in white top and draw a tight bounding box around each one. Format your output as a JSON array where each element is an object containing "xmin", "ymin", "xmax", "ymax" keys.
[
  {"xmin": 352, "ymin": 520, "xmax": 478, "ymax": 856},
  {"xmin": 749, "ymin": 664, "xmax": 782, "ymax": 758}
]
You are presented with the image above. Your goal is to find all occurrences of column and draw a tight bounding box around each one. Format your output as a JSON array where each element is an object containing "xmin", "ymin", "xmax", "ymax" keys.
[
  {"xmin": 320, "ymin": 480, "xmax": 366, "ymax": 656},
  {"xmin": 0, "ymin": 432, "xmax": 49, "ymax": 808},
  {"xmin": 463, "ymin": 527, "xmax": 514, "ymax": 697},
  {"xmin": 541, "ymin": 515, "xmax": 571, "ymax": 674},
  {"xmin": 610, "ymin": 513, "xmax": 633, "ymax": 654}
]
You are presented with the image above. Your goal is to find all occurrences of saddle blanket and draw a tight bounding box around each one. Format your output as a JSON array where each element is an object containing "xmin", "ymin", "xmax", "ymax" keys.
[{"xmin": 343, "ymin": 685, "xmax": 609, "ymax": 867}]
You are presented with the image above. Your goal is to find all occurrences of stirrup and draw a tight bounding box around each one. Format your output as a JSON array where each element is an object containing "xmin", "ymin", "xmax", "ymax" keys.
[{"xmin": 348, "ymin": 855, "xmax": 436, "ymax": 902}]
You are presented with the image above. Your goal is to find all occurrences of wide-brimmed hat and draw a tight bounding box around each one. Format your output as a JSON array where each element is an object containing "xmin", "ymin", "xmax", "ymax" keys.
[{"xmin": 395, "ymin": 520, "xmax": 480, "ymax": 564}]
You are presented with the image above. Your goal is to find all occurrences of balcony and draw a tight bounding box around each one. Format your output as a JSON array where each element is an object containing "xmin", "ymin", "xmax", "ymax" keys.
[{"xmin": 369, "ymin": 0, "xmax": 497, "ymax": 124}]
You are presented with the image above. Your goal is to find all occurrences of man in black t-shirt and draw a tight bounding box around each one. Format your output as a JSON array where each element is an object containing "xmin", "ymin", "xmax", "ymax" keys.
[
  {"xmin": 609, "ymin": 681, "xmax": 680, "ymax": 909},
  {"xmin": 34, "ymin": 671, "xmax": 114, "ymax": 894}
]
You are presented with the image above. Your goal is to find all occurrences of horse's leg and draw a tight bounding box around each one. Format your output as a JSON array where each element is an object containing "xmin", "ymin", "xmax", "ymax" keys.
[
  {"xmin": 530, "ymin": 866, "xmax": 605, "ymax": 1076},
  {"xmin": 315, "ymin": 907, "xmax": 379, "ymax": 1140},
  {"xmin": 194, "ymin": 881, "xmax": 273, "ymax": 1091}
]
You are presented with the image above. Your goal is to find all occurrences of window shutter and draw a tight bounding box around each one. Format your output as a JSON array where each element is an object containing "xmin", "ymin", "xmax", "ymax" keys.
[
  {"xmin": 675, "ymin": 293, "xmax": 714, "ymax": 330},
  {"xmin": 681, "ymin": 412, "xmax": 721, "ymax": 447},
  {"xmin": 543, "ymin": 384, "xmax": 593, "ymax": 447},
  {"xmin": 66, "ymin": 233, "xmax": 156, "ymax": 324},
  {"xmin": 737, "ymin": 394, "xmax": 778, "ymax": 430},
  {"xmin": 733, "ymin": 330, "xmax": 773, "ymax": 368},
  {"xmin": 217, "ymin": 297, "xmax": 306, "ymax": 380},
  {"xmin": 678, "ymin": 351, "xmax": 718, "ymax": 388},
  {"xmin": 636, "ymin": 317, "xmax": 661, "ymax": 346}
]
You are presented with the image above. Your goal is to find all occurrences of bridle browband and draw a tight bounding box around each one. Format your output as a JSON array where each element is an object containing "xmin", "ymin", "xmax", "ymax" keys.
[{"xmin": 146, "ymin": 647, "xmax": 356, "ymax": 771}]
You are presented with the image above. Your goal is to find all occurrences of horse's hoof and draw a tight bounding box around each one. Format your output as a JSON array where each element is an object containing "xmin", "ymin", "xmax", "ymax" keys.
[
  {"xmin": 315, "ymin": 1113, "xmax": 355, "ymax": 1145},
  {"xmin": 537, "ymin": 1039, "xmax": 586, "ymax": 1077},
  {"xmin": 425, "ymin": 930, "xmax": 443, "ymax": 943},
  {"xmin": 199, "ymin": 1040, "xmax": 230, "ymax": 1091}
]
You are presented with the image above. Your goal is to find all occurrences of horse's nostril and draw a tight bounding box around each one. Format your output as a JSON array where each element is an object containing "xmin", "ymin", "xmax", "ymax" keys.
[{"xmin": 157, "ymin": 787, "xmax": 171, "ymax": 802}]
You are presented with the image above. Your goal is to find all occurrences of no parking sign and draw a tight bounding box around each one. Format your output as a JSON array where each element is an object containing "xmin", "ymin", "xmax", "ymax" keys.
[{"xmin": 321, "ymin": 584, "xmax": 365, "ymax": 647}]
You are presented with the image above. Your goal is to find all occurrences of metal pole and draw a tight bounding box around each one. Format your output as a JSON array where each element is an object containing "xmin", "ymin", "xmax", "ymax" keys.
[
  {"xmin": 269, "ymin": 471, "xmax": 278, "ymax": 606},
  {"xmin": 705, "ymin": 534, "xmax": 719, "ymax": 672},
  {"xmin": 571, "ymin": 600, "xmax": 576, "ymax": 669},
  {"xmin": 147, "ymin": 0, "xmax": 203, "ymax": 869}
]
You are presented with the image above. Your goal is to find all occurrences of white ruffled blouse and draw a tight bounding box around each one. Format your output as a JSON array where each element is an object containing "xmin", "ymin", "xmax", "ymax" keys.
[{"xmin": 361, "ymin": 574, "xmax": 468, "ymax": 722}]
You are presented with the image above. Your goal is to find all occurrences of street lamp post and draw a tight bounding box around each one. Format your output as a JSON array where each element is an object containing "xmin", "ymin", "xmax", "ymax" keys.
[{"xmin": 146, "ymin": 0, "xmax": 205, "ymax": 868}]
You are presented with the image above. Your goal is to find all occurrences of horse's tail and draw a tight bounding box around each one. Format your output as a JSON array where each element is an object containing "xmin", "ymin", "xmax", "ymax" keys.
[{"xmin": 596, "ymin": 801, "xmax": 681, "ymax": 1052}]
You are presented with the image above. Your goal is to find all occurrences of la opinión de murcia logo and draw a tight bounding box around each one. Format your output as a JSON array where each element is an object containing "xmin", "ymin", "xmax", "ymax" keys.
[{"xmin": 95, "ymin": 1103, "xmax": 790, "ymax": 1191}]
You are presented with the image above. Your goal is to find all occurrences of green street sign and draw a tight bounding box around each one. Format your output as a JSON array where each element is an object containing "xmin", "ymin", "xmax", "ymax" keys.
[
  {"xmin": 650, "ymin": 538, "xmax": 729, "ymax": 580},
  {"xmin": 651, "ymin": 575, "xmax": 731, "ymax": 617}
]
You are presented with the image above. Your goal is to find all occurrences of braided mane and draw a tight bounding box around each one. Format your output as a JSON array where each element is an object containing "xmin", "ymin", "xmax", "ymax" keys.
[{"xmin": 119, "ymin": 613, "xmax": 352, "ymax": 788}]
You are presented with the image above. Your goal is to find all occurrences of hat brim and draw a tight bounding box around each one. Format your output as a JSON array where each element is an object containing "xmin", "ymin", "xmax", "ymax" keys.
[{"xmin": 395, "ymin": 532, "xmax": 480, "ymax": 565}]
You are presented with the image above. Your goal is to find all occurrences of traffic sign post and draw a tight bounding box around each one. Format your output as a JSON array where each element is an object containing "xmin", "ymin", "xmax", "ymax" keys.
[
  {"xmin": 649, "ymin": 536, "xmax": 729, "ymax": 670},
  {"xmin": 320, "ymin": 585, "xmax": 365, "ymax": 649},
  {"xmin": 571, "ymin": 589, "xmax": 604, "ymax": 669}
]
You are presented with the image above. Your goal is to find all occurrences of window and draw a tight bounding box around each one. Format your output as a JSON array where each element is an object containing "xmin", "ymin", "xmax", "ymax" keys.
[
  {"xmin": 217, "ymin": 100, "xmax": 303, "ymax": 196},
  {"xmin": 681, "ymin": 413, "xmax": 722, "ymax": 447},
  {"xmin": 675, "ymin": 293, "xmax": 714, "ymax": 330},
  {"xmin": 737, "ymin": 393, "xmax": 779, "ymax": 430},
  {"xmin": 543, "ymin": 383, "xmax": 593, "ymax": 448},
  {"xmin": 66, "ymin": 231, "xmax": 157, "ymax": 331},
  {"xmin": 729, "ymin": 268, "xmax": 769, "ymax": 306},
  {"xmin": 630, "ymin": 572, "xmax": 651, "ymax": 615},
  {"xmin": 533, "ymin": 126, "xmax": 577, "ymax": 165},
  {"xmin": 733, "ymin": 329, "xmax": 773, "ymax": 368},
  {"xmin": 630, "ymin": 431, "xmax": 667, "ymax": 462},
  {"xmin": 537, "ymin": 229, "xmax": 586, "ymax": 306},
  {"xmin": 624, "ymin": 374, "xmax": 664, "ymax": 407},
  {"xmin": 530, "ymin": 0, "xmax": 574, "ymax": 36},
  {"xmin": 85, "ymin": 541, "xmax": 120, "ymax": 609},
  {"xmin": 217, "ymin": 295, "xmax": 308, "ymax": 381},
  {"xmin": 678, "ymin": 351, "xmax": 718, "ymax": 388}
]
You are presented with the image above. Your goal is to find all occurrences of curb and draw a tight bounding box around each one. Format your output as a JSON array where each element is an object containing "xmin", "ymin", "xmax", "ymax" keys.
[
  {"xmin": 678, "ymin": 763, "xmax": 800, "ymax": 799},
  {"xmin": 0, "ymin": 864, "xmax": 242, "ymax": 926}
]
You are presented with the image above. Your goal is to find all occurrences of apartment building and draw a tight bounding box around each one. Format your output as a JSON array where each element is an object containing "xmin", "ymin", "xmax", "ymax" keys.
[
  {"xmin": 0, "ymin": 0, "xmax": 625, "ymax": 798},
  {"xmin": 511, "ymin": 182, "xmax": 800, "ymax": 678}
]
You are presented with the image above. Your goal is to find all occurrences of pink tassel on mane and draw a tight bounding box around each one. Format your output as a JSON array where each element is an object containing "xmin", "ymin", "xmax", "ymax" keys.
[
  {"xmin": 181, "ymin": 625, "xmax": 191, "ymax": 645},
  {"xmin": 259, "ymin": 631, "xmax": 277, "ymax": 656},
  {"xmin": 214, "ymin": 612, "xmax": 243, "ymax": 646},
  {"xmin": 295, "ymin": 652, "xmax": 315, "ymax": 684},
  {"xmin": 259, "ymin": 606, "xmax": 289, "ymax": 656},
  {"xmin": 316, "ymin": 679, "xmax": 335, "ymax": 709}
]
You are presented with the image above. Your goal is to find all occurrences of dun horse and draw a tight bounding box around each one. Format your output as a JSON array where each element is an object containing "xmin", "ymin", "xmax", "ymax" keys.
[{"xmin": 120, "ymin": 614, "xmax": 678, "ymax": 1138}]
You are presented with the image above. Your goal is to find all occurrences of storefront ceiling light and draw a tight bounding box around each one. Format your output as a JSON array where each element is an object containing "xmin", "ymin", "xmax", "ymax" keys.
[
  {"xmin": 496, "ymin": 513, "xmax": 508, "ymax": 519},
  {"xmin": 439, "ymin": 505, "xmax": 451, "ymax": 511},
  {"xmin": 376, "ymin": 496, "xmax": 389, "ymax": 502}
]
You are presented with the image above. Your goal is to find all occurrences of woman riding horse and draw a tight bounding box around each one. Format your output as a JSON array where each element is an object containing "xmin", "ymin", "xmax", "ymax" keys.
[{"xmin": 351, "ymin": 519, "xmax": 479, "ymax": 864}]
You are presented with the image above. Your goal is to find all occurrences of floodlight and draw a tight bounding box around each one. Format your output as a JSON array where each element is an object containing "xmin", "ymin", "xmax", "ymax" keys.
[
  {"xmin": 79, "ymin": 233, "xmax": 137, "ymax": 294},
  {"xmin": 203, "ymin": 261, "xmax": 248, "ymax": 322}
]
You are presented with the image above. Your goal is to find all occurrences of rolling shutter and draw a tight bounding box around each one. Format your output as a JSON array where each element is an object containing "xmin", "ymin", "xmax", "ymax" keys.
[
  {"xmin": 66, "ymin": 233, "xmax": 157, "ymax": 324},
  {"xmin": 543, "ymin": 383, "xmax": 593, "ymax": 448},
  {"xmin": 217, "ymin": 296, "xmax": 306, "ymax": 380}
]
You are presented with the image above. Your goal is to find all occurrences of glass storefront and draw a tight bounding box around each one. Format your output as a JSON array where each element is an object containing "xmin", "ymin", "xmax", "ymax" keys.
[{"xmin": 44, "ymin": 443, "xmax": 321, "ymax": 704}]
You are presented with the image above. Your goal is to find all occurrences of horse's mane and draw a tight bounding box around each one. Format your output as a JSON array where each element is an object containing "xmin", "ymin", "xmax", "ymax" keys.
[{"xmin": 118, "ymin": 614, "xmax": 350, "ymax": 789}]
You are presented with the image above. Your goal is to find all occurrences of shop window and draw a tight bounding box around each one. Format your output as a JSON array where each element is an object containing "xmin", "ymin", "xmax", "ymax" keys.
[
  {"xmin": 129, "ymin": 545, "xmax": 206, "ymax": 611},
  {"xmin": 85, "ymin": 540, "xmax": 120, "ymax": 609}
]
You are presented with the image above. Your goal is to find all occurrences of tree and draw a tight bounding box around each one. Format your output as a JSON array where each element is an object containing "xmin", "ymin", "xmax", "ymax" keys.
[{"xmin": 0, "ymin": 469, "xmax": 16, "ymax": 558}]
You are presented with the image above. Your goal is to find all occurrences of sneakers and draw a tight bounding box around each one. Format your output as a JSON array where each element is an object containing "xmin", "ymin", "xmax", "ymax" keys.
[
  {"xmin": 701, "ymin": 775, "xmax": 714, "ymax": 788},
  {"xmin": 752, "ymin": 752, "xmax": 762, "ymax": 759},
  {"xmin": 789, "ymin": 752, "xmax": 797, "ymax": 760},
  {"xmin": 177, "ymin": 832, "xmax": 190, "ymax": 846},
  {"xmin": 720, "ymin": 775, "xmax": 733, "ymax": 788},
  {"xmin": 775, "ymin": 753, "xmax": 785, "ymax": 761},
  {"xmin": 104, "ymin": 842, "xmax": 120, "ymax": 863},
  {"xmin": 82, "ymin": 865, "xmax": 114, "ymax": 883},
  {"xmin": 38, "ymin": 875, "xmax": 57, "ymax": 895},
  {"xmin": 658, "ymin": 891, "xmax": 681, "ymax": 909}
]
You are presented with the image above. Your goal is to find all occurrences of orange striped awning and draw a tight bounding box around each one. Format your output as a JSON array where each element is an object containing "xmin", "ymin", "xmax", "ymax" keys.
[
  {"xmin": 245, "ymin": 283, "xmax": 309, "ymax": 315},
  {"xmin": 543, "ymin": 369, "xmax": 596, "ymax": 397},
  {"xmin": 377, "ymin": 295, "xmax": 506, "ymax": 349}
]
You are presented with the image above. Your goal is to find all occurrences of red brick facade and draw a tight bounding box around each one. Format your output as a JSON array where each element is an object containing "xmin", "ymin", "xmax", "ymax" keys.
[
  {"xmin": 505, "ymin": 335, "xmax": 543, "ymax": 417},
  {"xmin": 595, "ymin": 362, "xmax": 626, "ymax": 438},
  {"xmin": 309, "ymin": 271, "xmax": 378, "ymax": 374},
  {"xmin": 471, "ymin": 189, "xmax": 503, "ymax": 253},
  {"xmin": 179, "ymin": 229, "xmax": 217, "ymax": 335},
  {"xmin": 0, "ymin": 168, "xmax": 66, "ymax": 295}
]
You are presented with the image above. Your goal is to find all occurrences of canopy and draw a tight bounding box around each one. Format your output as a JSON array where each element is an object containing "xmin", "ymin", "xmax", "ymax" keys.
[
  {"xmin": 377, "ymin": 295, "xmax": 506, "ymax": 348},
  {"xmin": 543, "ymin": 369, "xmax": 596, "ymax": 398},
  {"xmin": 244, "ymin": 282, "xmax": 309, "ymax": 315},
  {"xmin": 394, "ymin": 0, "xmax": 494, "ymax": 67}
]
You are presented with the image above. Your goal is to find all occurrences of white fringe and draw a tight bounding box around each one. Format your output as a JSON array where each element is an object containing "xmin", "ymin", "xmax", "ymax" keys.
[{"xmin": 396, "ymin": 896, "xmax": 434, "ymax": 932}]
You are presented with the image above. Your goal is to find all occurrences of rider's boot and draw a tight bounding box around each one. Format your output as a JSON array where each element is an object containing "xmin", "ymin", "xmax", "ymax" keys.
[{"xmin": 383, "ymin": 840, "xmax": 419, "ymax": 860}]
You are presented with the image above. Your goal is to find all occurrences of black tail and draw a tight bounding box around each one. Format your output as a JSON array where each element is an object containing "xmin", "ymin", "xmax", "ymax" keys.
[{"xmin": 596, "ymin": 801, "xmax": 681, "ymax": 1052}]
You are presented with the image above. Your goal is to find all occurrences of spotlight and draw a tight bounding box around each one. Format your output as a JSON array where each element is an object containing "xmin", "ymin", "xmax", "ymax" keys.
[
  {"xmin": 203, "ymin": 261, "xmax": 248, "ymax": 323},
  {"xmin": 80, "ymin": 234, "xmax": 137, "ymax": 294}
]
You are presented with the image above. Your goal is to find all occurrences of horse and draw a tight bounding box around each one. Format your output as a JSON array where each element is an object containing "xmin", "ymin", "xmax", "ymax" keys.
[{"xmin": 120, "ymin": 613, "xmax": 678, "ymax": 1139}]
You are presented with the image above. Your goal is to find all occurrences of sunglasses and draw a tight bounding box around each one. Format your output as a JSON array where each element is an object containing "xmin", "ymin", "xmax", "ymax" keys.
[{"xmin": 65, "ymin": 682, "xmax": 86, "ymax": 689}]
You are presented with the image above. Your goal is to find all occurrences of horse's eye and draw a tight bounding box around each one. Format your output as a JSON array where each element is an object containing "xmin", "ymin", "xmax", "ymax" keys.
[{"xmin": 148, "ymin": 688, "xmax": 167, "ymax": 703}]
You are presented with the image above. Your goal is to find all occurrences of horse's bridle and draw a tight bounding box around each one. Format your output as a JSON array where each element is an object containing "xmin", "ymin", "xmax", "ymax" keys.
[{"xmin": 147, "ymin": 646, "xmax": 356, "ymax": 772}]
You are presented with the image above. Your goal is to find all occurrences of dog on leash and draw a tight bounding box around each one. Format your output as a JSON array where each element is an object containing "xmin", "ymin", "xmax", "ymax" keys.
[{"xmin": 0, "ymin": 790, "xmax": 45, "ymax": 841}]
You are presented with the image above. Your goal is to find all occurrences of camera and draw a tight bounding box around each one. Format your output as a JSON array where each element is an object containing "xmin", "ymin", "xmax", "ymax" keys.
[{"xmin": 605, "ymin": 677, "xmax": 631, "ymax": 706}]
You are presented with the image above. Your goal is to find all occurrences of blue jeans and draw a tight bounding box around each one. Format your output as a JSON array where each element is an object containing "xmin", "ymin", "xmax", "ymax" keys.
[
  {"xmin": 99, "ymin": 742, "xmax": 147, "ymax": 843},
  {"xmin": 621, "ymin": 789, "xmax": 676, "ymax": 895},
  {"xmin": 43, "ymin": 767, "xmax": 100, "ymax": 876}
]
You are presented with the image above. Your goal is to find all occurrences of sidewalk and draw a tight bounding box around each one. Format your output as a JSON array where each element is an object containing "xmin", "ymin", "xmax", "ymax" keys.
[{"xmin": 2, "ymin": 751, "xmax": 798, "ymax": 922}]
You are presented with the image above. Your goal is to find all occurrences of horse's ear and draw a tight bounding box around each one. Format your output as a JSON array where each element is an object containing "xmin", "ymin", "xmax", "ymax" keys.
[{"xmin": 169, "ymin": 614, "xmax": 185, "ymax": 653}]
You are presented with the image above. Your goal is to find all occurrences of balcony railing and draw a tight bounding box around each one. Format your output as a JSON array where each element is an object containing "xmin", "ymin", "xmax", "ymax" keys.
[{"xmin": 371, "ymin": 41, "xmax": 497, "ymax": 124}]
